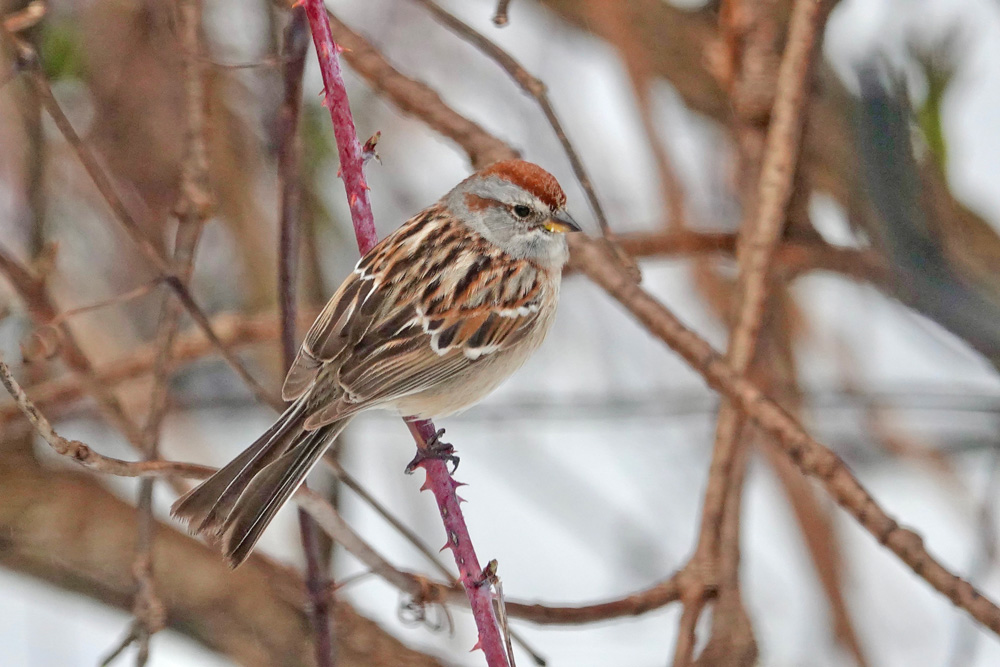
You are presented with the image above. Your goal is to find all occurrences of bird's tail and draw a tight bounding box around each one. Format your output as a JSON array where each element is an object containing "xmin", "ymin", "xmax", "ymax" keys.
[{"xmin": 171, "ymin": 399, "xmax": 347, "ymax": 567}]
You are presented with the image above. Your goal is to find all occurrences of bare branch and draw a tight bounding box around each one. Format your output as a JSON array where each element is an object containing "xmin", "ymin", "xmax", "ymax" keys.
[
  {"xmin": 410, "ymin": 0, "xmax": 612, "ymax": 236},
  {"xmin": 0, "ymin": 25, "xmax": 280, "ymax": 410},
  {"xmin": 277, "ymin": 6, "xmax": 337, "ymax": 665},
  {"xmin": 492, "ymin": 0, "xmax": 513, "ymax": 27}
]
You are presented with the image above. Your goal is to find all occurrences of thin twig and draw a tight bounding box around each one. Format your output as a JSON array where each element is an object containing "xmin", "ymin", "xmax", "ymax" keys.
[
  {"xmin": 43, "ymin": 280, "xmax": 160, "ymax": 328},
  {"xmin": 492, "ymin": 0, "xmax": 513, "ymax": 26},
  {"xmin": 126, "ymin": 0, "xmax": 213, "ymax": 662},
  {"xmin": 0, "ymin": 26, "xmax": 280, "ymax": 411},
  {"xmin": 0, "ymin": 349, "xmax": 690, "ymax": 629},
  {"xmin": 571, "ymin": 234, "xmax": 1000, "ymax": 635},
  {"xmin": 0, "ymin": 245, "xmax": 162, "ymax": 480},
  {"xmin": 674, "ymin": 0, "xmax": 834, "ymax": 662},
  {"xmin": 410, "ymin": 0, "xmax": 611, "ymax": 237},
  {"xmin": 277, "ymin": 7, "xmax": 337, "ymax": 666}
]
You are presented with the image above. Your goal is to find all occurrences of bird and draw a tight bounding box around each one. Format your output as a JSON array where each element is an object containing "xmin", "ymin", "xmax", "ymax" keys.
[{"xmin": 171, "ymin": 159, "xmax": 581, "ymax": 566}]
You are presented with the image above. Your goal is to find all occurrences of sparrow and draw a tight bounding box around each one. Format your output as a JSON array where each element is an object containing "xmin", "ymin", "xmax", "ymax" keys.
[{"xmin": 171, "ymin": 159, "xmax": 581, "ymax": 566}]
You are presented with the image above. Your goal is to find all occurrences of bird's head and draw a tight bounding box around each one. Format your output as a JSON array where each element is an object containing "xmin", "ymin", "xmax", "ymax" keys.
[{"xmin": 446, "ymin": 159, "xmax": 581, "ymax": 265}]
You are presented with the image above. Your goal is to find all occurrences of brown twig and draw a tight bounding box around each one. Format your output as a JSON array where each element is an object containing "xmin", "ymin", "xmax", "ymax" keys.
[
  {"xmin": 0, "ymin": 26, "xmax": 280, "ymax": 411},
  {"xmin": 121, "ymin": 1, "xmax": 213, "ymax": 663},
  {"xmin": 674, "ymin": 1, "xmax": 833, "ymax": 662},
  {"xmin": 277, "ymin": 7, "xmax": 337, "ymax": 665},
  {"xmin": 0, "ymin": 245, "xmax": 155, "ymax": 468},
  {"xmin": 0, "ymin": 347, "xmax": 694, "ymax": 630},
  {"xmin": 409, "ymin": 0, "xmax": 611, "ymax": 236},
  {"xmin": 492, "ymin": 0, "xmax": 513, "ymax": 26},
  {"xmin": 583, "ymin": 0, "xmax": 688, "ymax": 230},
  {"xmin": 41, "ymin": 280, "xmax": 160, "ymax": 328},
  {"xmin": 571, "ymin": 235, "xmax": 1000, "ymax": 634}
]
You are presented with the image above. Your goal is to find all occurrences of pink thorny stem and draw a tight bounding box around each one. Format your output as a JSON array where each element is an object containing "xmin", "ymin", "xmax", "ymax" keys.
[{"xmin": 301, "ymin": 3, "xmax": 510, "ymax": 665}]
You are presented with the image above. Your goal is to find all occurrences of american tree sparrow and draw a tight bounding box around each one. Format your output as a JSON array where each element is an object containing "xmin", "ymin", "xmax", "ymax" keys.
[{"xmin": 172, "ymin": 160, "xmax": 581, "ymax": 566}]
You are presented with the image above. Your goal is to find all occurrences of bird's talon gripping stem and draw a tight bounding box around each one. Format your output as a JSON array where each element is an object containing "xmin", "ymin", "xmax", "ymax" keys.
[{"xmin": 405, "ymin": 428, "xmax": 460, "ymax": 474}]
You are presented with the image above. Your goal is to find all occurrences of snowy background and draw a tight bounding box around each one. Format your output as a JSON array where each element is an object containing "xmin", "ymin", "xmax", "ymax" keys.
[{"xmin": 2, "ymin": 0, "xmax": 1000, "ymax": 665}]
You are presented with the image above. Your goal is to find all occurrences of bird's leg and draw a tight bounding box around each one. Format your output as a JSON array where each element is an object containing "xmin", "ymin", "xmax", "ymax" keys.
[{"xmin": 405, "ymin": 428, "xmax": 460, "ymax": 474}]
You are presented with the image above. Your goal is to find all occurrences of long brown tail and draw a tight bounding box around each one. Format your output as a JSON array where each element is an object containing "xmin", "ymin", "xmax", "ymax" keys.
[{"xmin": 171, "ymin": 400, "xmax": 347, "ymax": 567}]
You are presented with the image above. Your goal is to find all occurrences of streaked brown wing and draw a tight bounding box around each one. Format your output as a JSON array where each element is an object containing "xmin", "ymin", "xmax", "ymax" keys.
[
  {"xmin": 282, "ymin": 204, "xmax": 550, "ymax": 429},
  {"xmin": 280, "ymin": 207, "xmax": 437, "ymax": 401},
  {"xmin": 281, "ymin": 273, "xmax": 368, "ymax": 400},
  {"xmin": 302, "ymin": 301, "xmax": 542, "ymax": 430}
]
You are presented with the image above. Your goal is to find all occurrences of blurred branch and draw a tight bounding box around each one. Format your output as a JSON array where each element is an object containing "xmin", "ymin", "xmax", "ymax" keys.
[
  {"xmin": 539, "ymin": 0, "xmax": 1000, "ymax": 374},
  {"xmin": 0, "ymin": 455, "xmax": 446, "ymax": 667},
  {"xmin": 678, "ymin": 1, "xmax": 833, "ymax": 663},
  {"xmin": 0, "ymin": 25, "xmax": 281, "ymax": 409},
  {"xmin": 582, "ymin": 0, "xmax": 688, "ymax": 230},
  {"xmin": 119, "ymin": 0, "xmax": 215, "ymax": 662},
  {"xmin": 0, "ymin": 245, "xmax": 163, "ymax": 479},
  {"xmin": 2, "ymin": 1, "xmax": 45, "ymax": 33},
  {"xmin": 492, "ymin": 0, "xmax": 513, "ymax": 26},
  {"xmin": 299, "ymin": 4, "xmax": 1000, "ymax": 639},
  {"xmin": 409, "ymin": 0, "xmax": 611, "ymax": 236},
  {"xmin": 278, "ymin": 7, "xmax": 309, "ymax": 374},
  {"xmin": 278, "ymin": 7, "xmax": 337, "ymax": 666}
]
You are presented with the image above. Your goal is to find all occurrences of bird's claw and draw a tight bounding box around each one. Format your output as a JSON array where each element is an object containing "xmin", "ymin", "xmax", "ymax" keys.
[{"xmin": 405, "ymin": 428, "xmax": 460, "ymax": 474}]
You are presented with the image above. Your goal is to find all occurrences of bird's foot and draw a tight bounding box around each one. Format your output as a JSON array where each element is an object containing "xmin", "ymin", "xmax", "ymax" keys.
[{"xmin": 405, "ymin": 428, "xmax": 460, "ymax": 474}]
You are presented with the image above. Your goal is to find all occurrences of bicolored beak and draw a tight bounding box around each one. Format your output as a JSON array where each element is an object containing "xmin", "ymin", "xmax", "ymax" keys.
[{"xmin": 543, "ymin": 210, "xmax": 582, "ymax": 234}]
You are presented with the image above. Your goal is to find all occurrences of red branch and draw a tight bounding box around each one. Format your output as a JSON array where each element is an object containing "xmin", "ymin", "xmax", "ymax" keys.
[
  {"xmin": 301, "ymin": 3, "xmax": 508, "ymax": 665},
  {"xmin": 302, "ymin": 0, "xmax": 377, "ymax": 252}
]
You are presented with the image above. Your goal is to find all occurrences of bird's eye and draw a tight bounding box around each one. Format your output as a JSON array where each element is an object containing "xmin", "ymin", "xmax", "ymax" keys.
[{"xmin": 512, "ymin": 205, "xmax": 532, "ymax": 219}]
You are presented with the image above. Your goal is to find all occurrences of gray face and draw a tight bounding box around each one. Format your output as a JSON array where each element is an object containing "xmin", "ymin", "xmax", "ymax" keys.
[{"xmin": 445, "ymin": 175, "xmax": 570, "ymax": 267}]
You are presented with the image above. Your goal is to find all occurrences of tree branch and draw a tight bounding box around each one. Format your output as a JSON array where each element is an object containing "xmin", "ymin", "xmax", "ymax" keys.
[{"xmin": 0, "ymin": 25, "xmax": 280, "ymax": 410}]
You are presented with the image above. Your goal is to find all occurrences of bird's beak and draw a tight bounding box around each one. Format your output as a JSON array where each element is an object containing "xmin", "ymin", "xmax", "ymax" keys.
[{"xmin": 543, "ymin": 210, "xmax": 582, "ymax": 234}]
